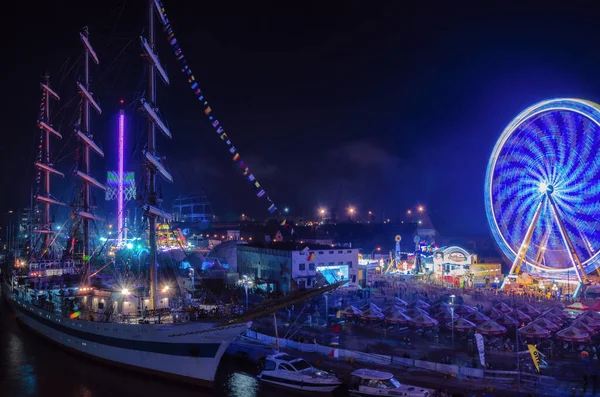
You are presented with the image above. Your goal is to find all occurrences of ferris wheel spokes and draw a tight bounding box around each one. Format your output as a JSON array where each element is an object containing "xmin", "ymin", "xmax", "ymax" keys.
[{"xmin": 502, "ymin": 199, "xmax": 545, "ymax": 288}]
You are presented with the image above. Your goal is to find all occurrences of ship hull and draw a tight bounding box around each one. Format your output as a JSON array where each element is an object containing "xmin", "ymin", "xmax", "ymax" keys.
[{"xmin": 6, "ymin": 287, "xmax": 248, "ymax": 386}]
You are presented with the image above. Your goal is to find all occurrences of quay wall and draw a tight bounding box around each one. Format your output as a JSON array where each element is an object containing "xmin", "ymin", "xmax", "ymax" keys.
[{"xmin": 245, "ymin": 330, "xmax": 485, "ymax": 378}]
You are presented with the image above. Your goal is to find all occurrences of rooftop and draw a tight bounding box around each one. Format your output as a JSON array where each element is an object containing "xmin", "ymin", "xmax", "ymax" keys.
[{"xmin": 238, "ymin": 241, "xmax": 353, "ymax": 252}]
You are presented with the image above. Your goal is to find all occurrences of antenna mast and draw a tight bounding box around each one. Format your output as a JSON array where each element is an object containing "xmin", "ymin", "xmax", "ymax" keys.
[
  {"xmin": 34, "ymin": 76, "xmax": 66, "ymax": 254},
  {"xmin": 76, "ymin": 27, "xmax": 105, "ymax": 285},
  {"xmin": 142, "ymin": 0, "xmax": 173, "ymax": 310}
]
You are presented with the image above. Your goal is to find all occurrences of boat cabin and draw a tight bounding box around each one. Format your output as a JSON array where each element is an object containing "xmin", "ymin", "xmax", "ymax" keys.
[{"xmin": 263, "ymin": 353, "xmax": 314, "ymax": 372}]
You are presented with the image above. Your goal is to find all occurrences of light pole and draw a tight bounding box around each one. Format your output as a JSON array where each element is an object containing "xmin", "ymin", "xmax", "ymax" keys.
[
  {"xmin": 450, "ymin": 294, "xmax": 455, "ymax": 346},
  {"xmin": 371, "ymin": 247, "xmax": 381, "ymax": 259},
  {"xmin": 348, "ymin": 207, "xmax": 355, "ymax": 221},
  {"xmin": 319, "ymin": 208, "xmax": 326, "ymax": 223}
]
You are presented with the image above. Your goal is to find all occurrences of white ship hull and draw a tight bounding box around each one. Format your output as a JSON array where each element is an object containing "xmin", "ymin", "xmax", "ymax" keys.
[{"xmin": 6, "ymin": 288, "xmax": 249, "ymax": 385}]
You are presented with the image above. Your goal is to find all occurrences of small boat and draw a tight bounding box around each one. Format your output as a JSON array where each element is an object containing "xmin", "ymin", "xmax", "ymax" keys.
[
  {"xmin": 257, "ymin": 352, "xmax": 342, "ymax": 392},
  {"xmin": 349, "ymin": 369, "xmax": 431, "ymax": 396}
]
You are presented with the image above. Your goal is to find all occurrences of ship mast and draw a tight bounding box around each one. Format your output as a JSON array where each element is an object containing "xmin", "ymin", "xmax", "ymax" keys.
[
  {"xmin": 34, "ymin": 76, "xmax": 66, "ymax": 254},
  {"xmin": 76, "ymin": 27, "xmax": 106, "ymax": 285},
  {"xmin": 142, "ymin": 0, "xmax": 173, "ymax": 310}
]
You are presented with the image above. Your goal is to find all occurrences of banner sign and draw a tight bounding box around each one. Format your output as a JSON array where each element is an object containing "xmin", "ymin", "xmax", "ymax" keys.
[
  {"xmin": 475, "ymin": 333, "xmax": 485, "ymax": 367},
  {"xmin": 527, "ymin": 344, "xmax": 541, "ymax": 374}
]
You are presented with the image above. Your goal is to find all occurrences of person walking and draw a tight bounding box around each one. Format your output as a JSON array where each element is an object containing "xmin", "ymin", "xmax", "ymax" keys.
[
  {"xmin": 583, "ymin": 373, "xmax": 589, "ymax": 394},
  {"xmin": 592, "ymin": 372, "xmax": 598, "ymax": 395}
]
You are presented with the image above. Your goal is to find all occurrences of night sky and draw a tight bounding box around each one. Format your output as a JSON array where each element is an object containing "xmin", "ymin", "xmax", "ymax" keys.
[{"xmin": 2, "ymin": 0, "xmax": 600, "ymax": 236}]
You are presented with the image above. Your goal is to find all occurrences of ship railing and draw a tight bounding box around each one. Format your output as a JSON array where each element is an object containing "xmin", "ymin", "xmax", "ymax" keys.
[{"xmin": 110, "ymin": 305, "xmax": 244, "ymax": 324}]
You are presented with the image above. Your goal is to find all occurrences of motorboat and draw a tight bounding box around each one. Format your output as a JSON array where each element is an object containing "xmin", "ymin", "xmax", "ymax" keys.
[
  {"xmin": 257, "ymin": 352, "xmax": 342, "ymax": 392},
  {"xmin": 349, "ymin": 369, "xmax": 431, "ymax": 396}
]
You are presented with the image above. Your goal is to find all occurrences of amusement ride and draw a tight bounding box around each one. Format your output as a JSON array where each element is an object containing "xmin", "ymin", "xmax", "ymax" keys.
[{"xmin": 485, "ymin": 98, "xmax": 600, "ymax": 298}]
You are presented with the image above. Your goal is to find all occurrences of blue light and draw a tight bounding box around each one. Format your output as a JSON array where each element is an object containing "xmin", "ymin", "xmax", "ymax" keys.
[
  {"xmin": 126, "ymin": 243, "xmax": 133, "ymax": 249},
  {"xmin": 485, "ymin": 99, "xmax": 600, "ymax": 276}
]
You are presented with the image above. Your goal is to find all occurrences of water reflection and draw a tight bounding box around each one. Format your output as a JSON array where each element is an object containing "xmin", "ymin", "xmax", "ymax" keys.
[{"xmin": 226, "ymin": 372, "xmax": 259, "ymax": 397}]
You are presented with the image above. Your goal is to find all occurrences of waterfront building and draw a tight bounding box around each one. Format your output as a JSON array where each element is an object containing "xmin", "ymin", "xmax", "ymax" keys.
[
  {"xmin": 237, "ymin": 242, "xmax": 359, "ymax": 294},
  {"xmin": 172, "ymin": 193, "xmax": 213, "ymax": 227}
]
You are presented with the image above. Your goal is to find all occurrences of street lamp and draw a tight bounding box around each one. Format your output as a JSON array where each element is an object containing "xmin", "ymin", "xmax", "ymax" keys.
[
  {"xmin": 418, "ymin": 205, "xmax": 424, "ymax": 213},
  {"xmin": 348, "ymin": 207, "xmax": 355, "ymax": 221},
  {"xmin": 450, "ymin": 294, "xmax": 456, "ymax": 346},
  {"xmin": 371, "ymin": 247, "xmax": 381, "ymax": 259},
  {"xmin": 319, "ymin": 208, "xmax": 326, "ymax": 222}
]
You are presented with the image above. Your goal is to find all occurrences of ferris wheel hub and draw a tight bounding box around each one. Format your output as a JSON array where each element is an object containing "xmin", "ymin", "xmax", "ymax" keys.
[{"xmin": 538, "ymin": 182, "xmax": 554, "ymax": 194}]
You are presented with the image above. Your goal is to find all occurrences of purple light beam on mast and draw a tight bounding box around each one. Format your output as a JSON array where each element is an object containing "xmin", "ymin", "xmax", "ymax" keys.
[{"xmin": 118, "ymin": 103, "xmax": 125, "ymax": 247}]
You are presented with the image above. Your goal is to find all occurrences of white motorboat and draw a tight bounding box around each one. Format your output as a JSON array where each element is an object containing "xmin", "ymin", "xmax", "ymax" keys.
[
  {"xmin": 257, "ymin": 352, "xmax": 342, "ymax": 392},
  {"xmin": 349, "ymin": 369, "xmax": 431, "ymax": 396}
]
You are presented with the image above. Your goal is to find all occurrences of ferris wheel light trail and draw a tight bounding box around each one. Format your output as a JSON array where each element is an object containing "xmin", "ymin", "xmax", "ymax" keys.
[{"xmin": 486, "ymin": 98, "xmax": 600, "ymax": 296}]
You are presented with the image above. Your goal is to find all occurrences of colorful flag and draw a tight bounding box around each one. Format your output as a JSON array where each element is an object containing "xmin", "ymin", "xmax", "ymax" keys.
[
  {"xmin": 157, "ymin": 0, "xmax": 290, "ymax": 228},
  {"xmin": 307, "ymin": 252, "xmax": 316, "ymax": 262}
]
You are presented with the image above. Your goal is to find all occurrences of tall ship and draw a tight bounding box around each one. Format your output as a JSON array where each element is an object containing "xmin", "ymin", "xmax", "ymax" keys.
[{"xmin": 3, "ymin": 1, "xmax": 250, "ymax": 385}]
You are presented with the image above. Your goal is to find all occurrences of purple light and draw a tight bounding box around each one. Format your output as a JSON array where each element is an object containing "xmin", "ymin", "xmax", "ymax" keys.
[{"xmin": 117, "ymin": 110, "xmax": 124, "ymax": 247}]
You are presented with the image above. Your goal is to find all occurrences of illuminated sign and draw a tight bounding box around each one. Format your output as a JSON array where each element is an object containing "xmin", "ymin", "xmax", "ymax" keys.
[{"xmin": 448, "ymin": 251, "xmax": 467, "ymax": 263}]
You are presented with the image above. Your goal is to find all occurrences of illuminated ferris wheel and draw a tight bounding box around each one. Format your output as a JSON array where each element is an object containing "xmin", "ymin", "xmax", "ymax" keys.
[{"xmin": 485, "ymin": 99, "xmax": 600, "ymax": 287}]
